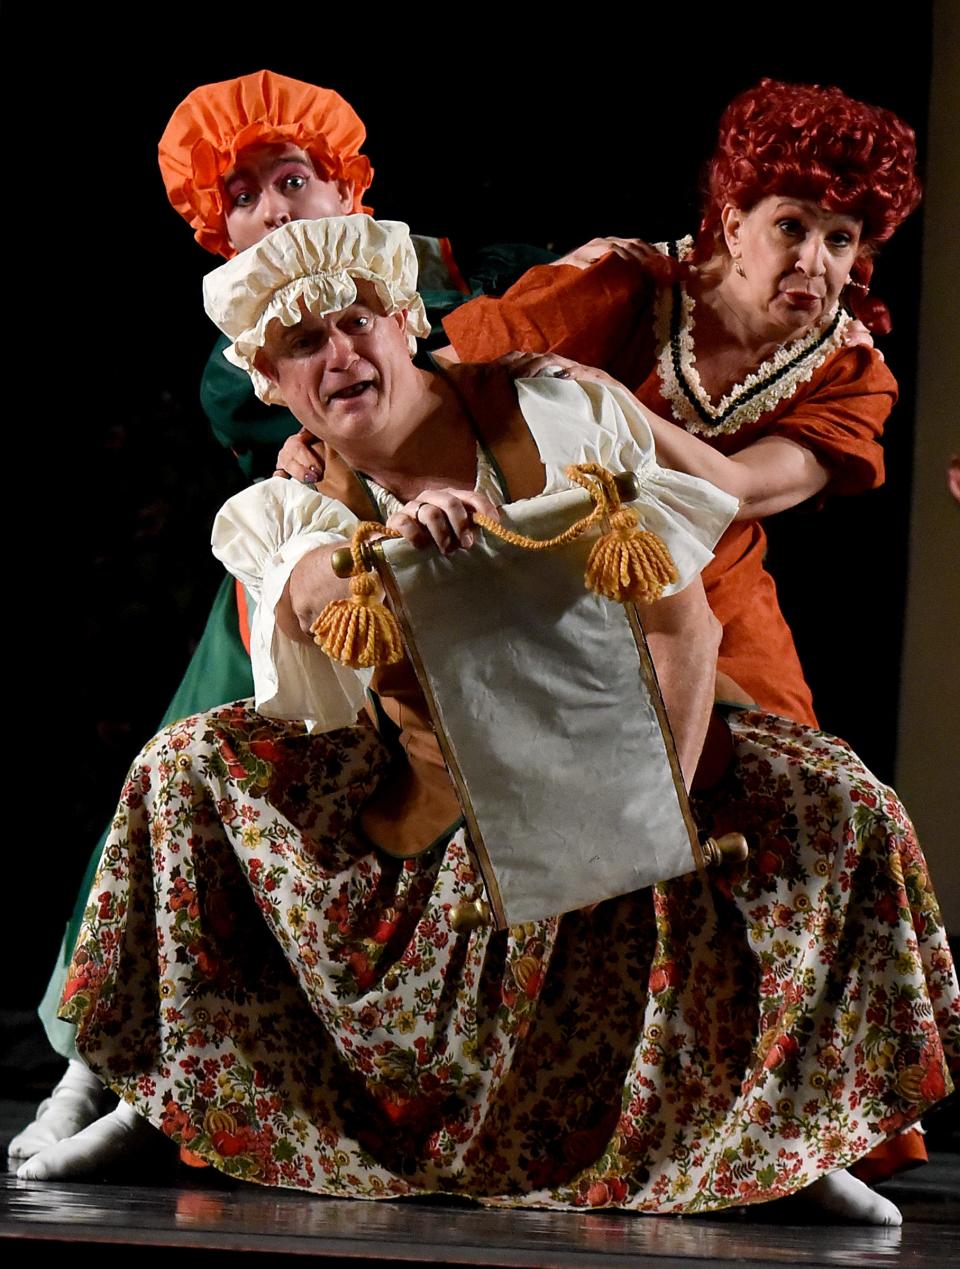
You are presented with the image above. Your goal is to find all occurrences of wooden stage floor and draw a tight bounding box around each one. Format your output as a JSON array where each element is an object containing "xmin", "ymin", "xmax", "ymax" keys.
[{"xmin": 2, "ymin": 1100, "xmax": 958, "ymax": 1268}]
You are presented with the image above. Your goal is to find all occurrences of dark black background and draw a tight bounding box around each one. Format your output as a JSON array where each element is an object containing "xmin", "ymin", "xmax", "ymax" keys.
[{"xmin": 16, "ymin": 17, "xmax": 931, "ymax": 1006}]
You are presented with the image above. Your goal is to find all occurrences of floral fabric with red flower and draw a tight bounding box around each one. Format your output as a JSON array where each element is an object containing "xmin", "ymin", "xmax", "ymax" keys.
[{"xmin": 60, "ymin": 703, "xmax": 958, "ymax": 1211}]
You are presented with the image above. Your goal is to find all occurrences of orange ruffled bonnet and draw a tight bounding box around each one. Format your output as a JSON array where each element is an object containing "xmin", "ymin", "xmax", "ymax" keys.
[{"xmin": 158, "ymin": 69, "xmax": 374, "ymax": 258}]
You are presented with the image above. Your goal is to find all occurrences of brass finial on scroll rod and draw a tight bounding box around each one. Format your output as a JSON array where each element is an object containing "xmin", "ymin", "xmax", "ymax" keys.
[
  {"xmin": 331, "ymin": 541, "xmax": 374, "ymax": 577},
  {"xmin": 701, "ymin": 832, "xmax": 749, "ymax": 867},
  {"xmin": 450, "ymin": 897, "xmax": 492, "ymax": 933}
]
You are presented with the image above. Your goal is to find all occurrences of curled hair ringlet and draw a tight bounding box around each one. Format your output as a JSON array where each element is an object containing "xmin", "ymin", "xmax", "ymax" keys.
[{"xmin": 695, "ymin": 78, "xmax": 921, "ymax": 332}]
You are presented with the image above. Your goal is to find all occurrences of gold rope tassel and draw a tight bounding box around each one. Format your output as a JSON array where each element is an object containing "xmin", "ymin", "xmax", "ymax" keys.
[
  {"xmin": 311, "ymin": 522, "xmax": 405, "ymax": 668},
  {"xmin": 585, "ymin": 506, "xmax": 678, "ymax": 602},
  {"xmin": 473, "ymin": 464, "xmax": 677, "ymax": 605},
  {"xmin": 564, "ymin": 464, "xmax": 678, "ymax": 603}
]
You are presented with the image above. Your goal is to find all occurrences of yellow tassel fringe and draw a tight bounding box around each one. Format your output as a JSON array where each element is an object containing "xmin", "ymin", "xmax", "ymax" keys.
[
  {"xmin": 311, "ymin": 523, "xmax": 405, "ymax": 669},
  {"xmin": 585, "ymin": 507, "xmax": 678, "ymax": 602}
]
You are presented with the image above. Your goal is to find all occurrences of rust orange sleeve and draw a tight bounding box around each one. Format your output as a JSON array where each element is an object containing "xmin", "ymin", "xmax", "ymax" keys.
[
  {"xmin": 443, "ymin": 253, "xmax": 653, "ymax": 370},
  {"xmin": 765, "ymin": 346, "xmax": 896, "ymax": 496}
]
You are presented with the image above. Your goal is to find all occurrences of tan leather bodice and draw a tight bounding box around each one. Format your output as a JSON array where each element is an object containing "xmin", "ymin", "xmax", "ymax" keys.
[{"xmin": 313, "ymin": 362, "xmax": 545, "ymax": 857}]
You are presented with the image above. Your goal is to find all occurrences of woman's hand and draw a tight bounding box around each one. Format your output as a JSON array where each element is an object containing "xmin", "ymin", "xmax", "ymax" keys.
[
  {"xmin": 842, "ymin": 319, "xmax": 880, "ymax": 357},
  {"xmin": 386, "ymin": 489, "xmax": 501, "ymax": 556},
  {"xmin": 714, "ymin": 670, "xmax": 756, "ymax": 708},
  {"xmin": 497, "ymin": 350, "xmax": 622, "ymax": 390},
  {"xmin": 552, "ymin": 236, "xmax": 658, "ymax": 271},
  {"xmin": 275, "ymin": 428, "xmax": 325, "ymax": 483}
]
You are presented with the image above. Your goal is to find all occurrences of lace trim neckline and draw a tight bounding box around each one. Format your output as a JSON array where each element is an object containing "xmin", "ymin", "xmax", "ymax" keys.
[{"xmin": 654, "ymin": 236, "xmax": 850, "ymax": 437}]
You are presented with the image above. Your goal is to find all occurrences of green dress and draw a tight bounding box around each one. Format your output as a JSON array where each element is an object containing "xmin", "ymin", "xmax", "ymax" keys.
[{"xmin": 40, "ymin": 237, "xmax": 555, "ymax": 1058}]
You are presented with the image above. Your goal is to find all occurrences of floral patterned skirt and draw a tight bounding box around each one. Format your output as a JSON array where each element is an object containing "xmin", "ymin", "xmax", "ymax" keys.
[{"xmin": 61, "ymin": 702, "xmax": 958, "ymax": 1212}]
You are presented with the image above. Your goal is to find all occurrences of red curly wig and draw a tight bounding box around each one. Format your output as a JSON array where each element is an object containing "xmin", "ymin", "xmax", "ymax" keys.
[{"xmin": 696, "ymin": 79, "xmax": 921, "ymax": 331}]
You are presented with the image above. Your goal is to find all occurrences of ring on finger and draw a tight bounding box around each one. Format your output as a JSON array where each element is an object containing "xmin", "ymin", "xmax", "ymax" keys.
[{"xmin": 412, "ymin": 501, "xmax": 427, "ymax": 523}]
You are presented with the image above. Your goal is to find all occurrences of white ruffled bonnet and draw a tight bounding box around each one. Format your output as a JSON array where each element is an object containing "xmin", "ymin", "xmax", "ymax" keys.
[{"xmin": 202, "ymin": 216, "xmax": 431, "ymax": 404}]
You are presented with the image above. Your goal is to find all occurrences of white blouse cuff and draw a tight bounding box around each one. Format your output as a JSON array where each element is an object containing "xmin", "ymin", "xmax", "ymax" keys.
[
  {"xmin": 516, "ymin": 377, "xmax": 737, "ymax": 594},
  {"xmin": 212, "ymin": 478, "xmax": 369, "ymax": 730}
]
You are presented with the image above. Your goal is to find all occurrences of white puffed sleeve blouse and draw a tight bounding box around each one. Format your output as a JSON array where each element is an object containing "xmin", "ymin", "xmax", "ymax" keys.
[{"xmin": 212, "ymin": 376, "xmax": 737, "ymax": 729}]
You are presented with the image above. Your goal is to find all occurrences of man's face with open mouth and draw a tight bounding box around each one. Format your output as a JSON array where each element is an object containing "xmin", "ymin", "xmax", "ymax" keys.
[{"xmin": 257, "ymin": 283, "xmax": 413, "ymax": 462}]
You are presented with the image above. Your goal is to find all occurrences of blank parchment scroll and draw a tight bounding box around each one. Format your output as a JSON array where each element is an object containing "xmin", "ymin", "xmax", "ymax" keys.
[{"xmin": 375, "ymin": 485, "xmax": 699, "ymax": 928}]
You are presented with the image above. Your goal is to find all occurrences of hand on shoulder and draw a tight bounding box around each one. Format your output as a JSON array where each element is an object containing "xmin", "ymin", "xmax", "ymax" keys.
[
  {"xmin": 552, "ymin": 237, "xmax": 659, "ymax": 271},
  {"xmin": 842, "ymin": 317, "xmax": 881, "ymax": 359},
  {"xmin": 495, "ymin": 350, "xmax": 622, "ymax": 390},
  {"xmin": 275, "ymin": 428, "xmax": 326, "ymax": 483}
]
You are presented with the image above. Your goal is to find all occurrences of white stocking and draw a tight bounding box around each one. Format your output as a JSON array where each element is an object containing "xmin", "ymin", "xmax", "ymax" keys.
[
  {"xmin": 16, "ymin": 1101, "xmax": 156, "ymax": 1181},
  {"xmin": 805, "ymin": 1169, "xmax": 903, "ymax": 1226},
  {"xmin": 8, "ymin": 1060, "xmax": 111, "ymax": 1160}
]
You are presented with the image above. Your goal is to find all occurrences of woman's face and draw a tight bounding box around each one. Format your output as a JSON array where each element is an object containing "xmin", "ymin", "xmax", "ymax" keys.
[
  {"xmin": 224, "ymin": 144, "xmax": 354, "ymax": 252},
  {"xmin": 721, "ymin": 196, "xmax": 862, "ymax": 340}
]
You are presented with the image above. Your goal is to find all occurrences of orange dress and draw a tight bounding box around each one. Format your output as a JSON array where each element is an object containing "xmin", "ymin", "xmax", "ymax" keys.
[{"xmin": 444, "ymin": 248, "xmax": 897, "ymax": 726}]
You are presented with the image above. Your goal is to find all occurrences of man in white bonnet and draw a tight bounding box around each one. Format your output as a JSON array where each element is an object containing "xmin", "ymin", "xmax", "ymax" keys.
[
  {"xmin": 19, "ymin": 213, "xmax": 735, "ymax": 1183},
  {"xmin": 20, "ymin": 218, "xmax": 936, "ymax": 1233},
  {"xmin": 204, "ymin": 214, "xmax": 732, "ymax": 786}
]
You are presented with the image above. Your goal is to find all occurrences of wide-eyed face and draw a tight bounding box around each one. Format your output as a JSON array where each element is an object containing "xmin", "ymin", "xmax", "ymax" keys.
[
  {"xmin": 721, "ymin": 196, "xmax": 862, "ymax": 341},
  {"xmin": 224, "ymin": 143, "xmax": 354, "ymax": 252},
  {"xmin": 255, "ymin": 282, "xmax": 417, "ymax": 463}
]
